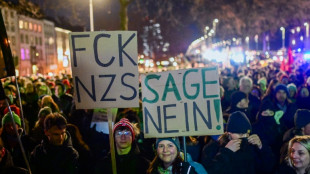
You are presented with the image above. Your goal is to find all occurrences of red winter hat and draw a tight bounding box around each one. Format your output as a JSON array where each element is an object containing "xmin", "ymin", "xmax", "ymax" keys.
[
  {"xmin": 4, "ymin": 105, "xmax": 21, "ymax": 117},
  {"xmin": 62, "ymin": 79, "xmax": 70, "ymax": 87},
  {"xmin": 113, "ymin": 118, "xmax": 135, "ymax": 141}
]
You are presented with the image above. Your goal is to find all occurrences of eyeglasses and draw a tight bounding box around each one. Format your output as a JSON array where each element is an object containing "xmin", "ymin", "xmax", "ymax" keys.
[{"xmin": 115, "ymin": 130, "xmax": 132, "ymax": 137}]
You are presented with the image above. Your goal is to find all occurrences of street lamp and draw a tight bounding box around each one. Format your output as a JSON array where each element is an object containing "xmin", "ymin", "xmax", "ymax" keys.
[
  {"xmin": 280, "ymin": 27, "xmax": 285, "ymax": 49},
  {"xmin": 90, "ymin": 0, "xmax": 94, "ymax": 31},
  {"xmin": 204, "ymin": 26, "xmax": 209, "ymax": 38},
  {"xmin": 304, "ymin": 22, "xmax": 309, "ymax": 38},
  {"xmin": 212, "ymin": 18, "xmax": 219, "ymax": 35},
  {"xmin": 245, "ymin": 36, "xmax": 249, "ymax": 50},
  {"xmin": 254, "ymin": 34, "xmax": 258, "ymax": 50}
]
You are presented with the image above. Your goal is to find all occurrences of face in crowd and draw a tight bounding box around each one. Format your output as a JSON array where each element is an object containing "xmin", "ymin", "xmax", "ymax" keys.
[
  {"xmin": 290, "ymin": 142, "xmax": 310, "ymax": 172},
  {"xmin": 45, "ymin": 125, "xmax": 66, "ymax": 146},
  {"xmin": 157, "ymin": 140, "xmax": 178, "ymax": 168},
  {"xmin": 240, "ymin": 79, "xmax": 252, "ymax": 95},
  {"xmin": 114, "ymin": 127, "xmax": 132, "ymax": 151},
  {"xmin": 4, "ymin": 122, "xmax": 20, "ymax": 137},
  {"xmin": 276, "ymin": 90, "xmax": 287, "ymax": 103}
]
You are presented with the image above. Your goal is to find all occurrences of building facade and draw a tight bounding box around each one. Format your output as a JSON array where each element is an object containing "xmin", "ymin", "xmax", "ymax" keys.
[{"xmin": 0, "ymin": 4, "xmax": 72, "ymax": 76}]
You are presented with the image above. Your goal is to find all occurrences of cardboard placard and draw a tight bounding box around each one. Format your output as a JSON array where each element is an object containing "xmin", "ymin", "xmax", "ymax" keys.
[
  {"xmin": 142, "ymin": 67, "xmax": 223, "ymax": 138},
  {"xmin": 69, "ymin": 31, "xmax": 139, "ymax": 109}
]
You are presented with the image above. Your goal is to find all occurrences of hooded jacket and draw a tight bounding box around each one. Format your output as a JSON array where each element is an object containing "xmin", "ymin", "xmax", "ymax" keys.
[
  {"xmin": 30, "ymin": 132, "xmax": 79, "ymax": 174},
  {"xmin": 201, "ymin": 133, "xmax": 275, "ymax": 174}
]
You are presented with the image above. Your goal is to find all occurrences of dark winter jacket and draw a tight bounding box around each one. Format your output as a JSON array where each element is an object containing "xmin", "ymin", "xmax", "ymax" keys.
[
  {"xmin": 252, "ymin": 115, "xmax": 286, "ymax": 168},
  {"xmin": 30, "ymin": 132, "xmax": 79, "ymax": 174},
  {"xmin": 94, "ymin": 141, "xmax": 150, "ymax": 174},
  {"xmin": 277, "ymin": 160, "xmax": 298, "ymax": 174},
  {"xmin": 0, "ymin": 128, "xmax": 35, "ymax": 169},
  {"xmin": 201, "ymin": 134, "xmax": 275, "ymax": 174},
  {"xmin": 274, "ymin": 101, "xmax": 298, "ymax": 130},
  {"xmin": 0, "ymin": 149, "xmax": 29, "ymax": 174}
]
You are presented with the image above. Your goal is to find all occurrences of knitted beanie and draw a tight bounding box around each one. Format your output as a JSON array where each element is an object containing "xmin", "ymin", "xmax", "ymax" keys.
[
  {"xmin": 4, "ymin": 105, "xmax": 20, "ymax": 116},
  {"xmin": 227, "ymin": 111, "xmax": 251, "ymax": 134},
  {"xmin": 156, "ymin": 137, "xmax": 181, "ymax": 152},
  {"xmin": 294, "ymin": 109, "xmax": 310, "ymax": 129},
  {"xmin": 230, "ymin": 91, "xmax": 247, "ymax": 108},
  {"xmin": 274, "ymin": 84, "xmax": 289, "ymax": 96},
  {"xmin": 287, "ymin": 83, "xmax": 297, "ymax": 93},
  {"xmin": 113, "ymin": 118, "xmax": 135, "ymax": 141},
  {"xmin": 2, "ymin": 111, "xmax": 21, "ymax": 127}
]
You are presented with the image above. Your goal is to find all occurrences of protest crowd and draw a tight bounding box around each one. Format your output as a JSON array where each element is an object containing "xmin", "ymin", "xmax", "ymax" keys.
[{"xmin": 2, "ymin": 60, "xmax": 310, "ymax": 174}]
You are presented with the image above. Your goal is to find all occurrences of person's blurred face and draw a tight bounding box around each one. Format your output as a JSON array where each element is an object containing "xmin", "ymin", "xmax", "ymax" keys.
[
  {"xmin": 114, "ymin": 128, "xmax": 132, "ymax": 152},
  {"xmin": 276, "ymin": 90, "xmax": 287, "ymax": 103},
  {"xmin": 55, "ymin": 85, "xmax": 64, "ymax": 97},
  {"xmin": 301, "ymin": 88, "xmax": 309, "ymax": 98},
  {"xmin": 240, "ymin": 80, "xmax": 252, "ymax": 94},
  {"xmin": 289, "ymin": 89, "xmax": 296, "ymax": 98},
  {"xmin": 303, "ymin": 123, "xmax": 310, "ymax": 135},
  {"xmin": 157, "ymin": 140, "xmax": 178, "ymax": 168},
  {"xmin": 26, "ymin": 83, "xmax": 34, "ymax": 93},
  {"xmin": 290, "ymin": 142, "xmax": 310, "ymax": 171},
  {"xmin": 281, "ymin": 78, "xmax": 289, "ymax": 85},
  {"xmin": 236, "ymin": 98, "xmax": 249, "ymax": 108},
  {"xmin": 4, "ymin": 122, "xmax": 20, "ymax": 136},
  {"xmin": 45, "ymin": 126, "xmax": 66, "ymax": 146},
  {"xmin": 227, "ymin": 78, "xmax": 236, "ymax": 90}
]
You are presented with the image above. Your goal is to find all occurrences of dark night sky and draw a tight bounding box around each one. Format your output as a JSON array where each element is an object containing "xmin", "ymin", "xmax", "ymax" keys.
[{"xmin": 29, "ymin": 0, "xmax": 201, "ymax": 55}]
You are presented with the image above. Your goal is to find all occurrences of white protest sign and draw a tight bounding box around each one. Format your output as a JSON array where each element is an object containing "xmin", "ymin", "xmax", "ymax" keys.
[
  {"xmin": 142, "ymin": 67, "xmax": 223, "ymax": 138},
  {"xmin": 69, "ymin": 31, "xmax": 139, "ymax": 109}
]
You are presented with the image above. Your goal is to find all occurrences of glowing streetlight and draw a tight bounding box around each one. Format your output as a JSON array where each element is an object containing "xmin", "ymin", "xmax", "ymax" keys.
[
  {"xmin": 304, "ymin": 22, "xmax": 309, "ymax": 37},
  {"xmin": 254, "ymin": 34, "xmax": 258, "ymax": 50}
]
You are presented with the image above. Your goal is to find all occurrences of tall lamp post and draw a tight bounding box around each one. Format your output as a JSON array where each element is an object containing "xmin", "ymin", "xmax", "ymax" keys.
[
  {"xmin": 280, "ymin": 27, "xmax": 285, "ymax": 49},
  {"xmin": 304, "ymin": 22, "xmax": 309, "ymax": 50},
  {"xmin": 90, "ymin": 0, "xmax": 94, "ymax": 31},
  {"xmin": 212, "ymin": 18, "xmax": 219, "ymax": 43}
]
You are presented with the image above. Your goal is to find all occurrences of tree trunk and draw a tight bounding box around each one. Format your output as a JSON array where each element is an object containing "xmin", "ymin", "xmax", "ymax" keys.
[{"xmin": 119, "ymin": 0, "xmax": 133, "ymax": 30}]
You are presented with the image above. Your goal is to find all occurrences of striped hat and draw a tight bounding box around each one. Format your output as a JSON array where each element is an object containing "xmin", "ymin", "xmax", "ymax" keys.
[{"xmin": 113, "ymin": 118, "xmax": 135, "ymax": 141}]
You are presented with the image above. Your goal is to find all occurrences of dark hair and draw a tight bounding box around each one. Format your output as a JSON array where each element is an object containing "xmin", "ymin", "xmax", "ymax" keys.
[
  {"xmin": 44, "ymin": 113, "xmax": 67, "ymax": 130},
  {"xmin": 147, "ymin": 154, "xmax": 183, "ymax": 174}
]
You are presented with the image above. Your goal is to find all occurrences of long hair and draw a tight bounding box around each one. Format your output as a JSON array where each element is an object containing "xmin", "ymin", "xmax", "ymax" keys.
[
  {"xmin": 147, "ymin": 153, "xmax": 183, "ymax": 174},
  {"xmin": 287, "ymin": 135, "xmax": 310, "ymax": 174}
]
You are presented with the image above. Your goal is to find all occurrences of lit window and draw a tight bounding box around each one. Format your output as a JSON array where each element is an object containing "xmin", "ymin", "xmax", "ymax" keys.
[
  {"xmin": 21, "ymin": 48, "xmax": 25, "ymax": 60},
  {"xmin": 24, "ymin": 22, "xmax": 28, "ymax": 30},
  {"xmin": 19, "ymin": 20, "xmax": 23, "ymax": 29},
  {"xmin": 38, "ymin": 25, "xmax": 42, "ymax": 32},
  {"xmin": 26, "ymin": 49, "xmax": 30, "ymax": 59},
  {"xmin": 29, "ymin": 23, "xmax": 33, "ymax": 30},
  {"xmin": 34, "ymin": 24, "xmax": 37, "ymax": 32}
]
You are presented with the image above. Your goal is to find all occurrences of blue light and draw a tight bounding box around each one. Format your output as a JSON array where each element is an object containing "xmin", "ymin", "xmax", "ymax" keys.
[
  {"xmin": 298, "ymin": 48, "xmax": 301, "ymax": 52},
  {"xmin": 304, "ymin": 52, "xmax": 310, "ymax": 60}
]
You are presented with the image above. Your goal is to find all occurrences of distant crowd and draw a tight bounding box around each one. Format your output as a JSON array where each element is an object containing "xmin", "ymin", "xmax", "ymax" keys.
[{"xmin": 1, "ymin": 60, "xmax": 310, "ymax": 174}]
